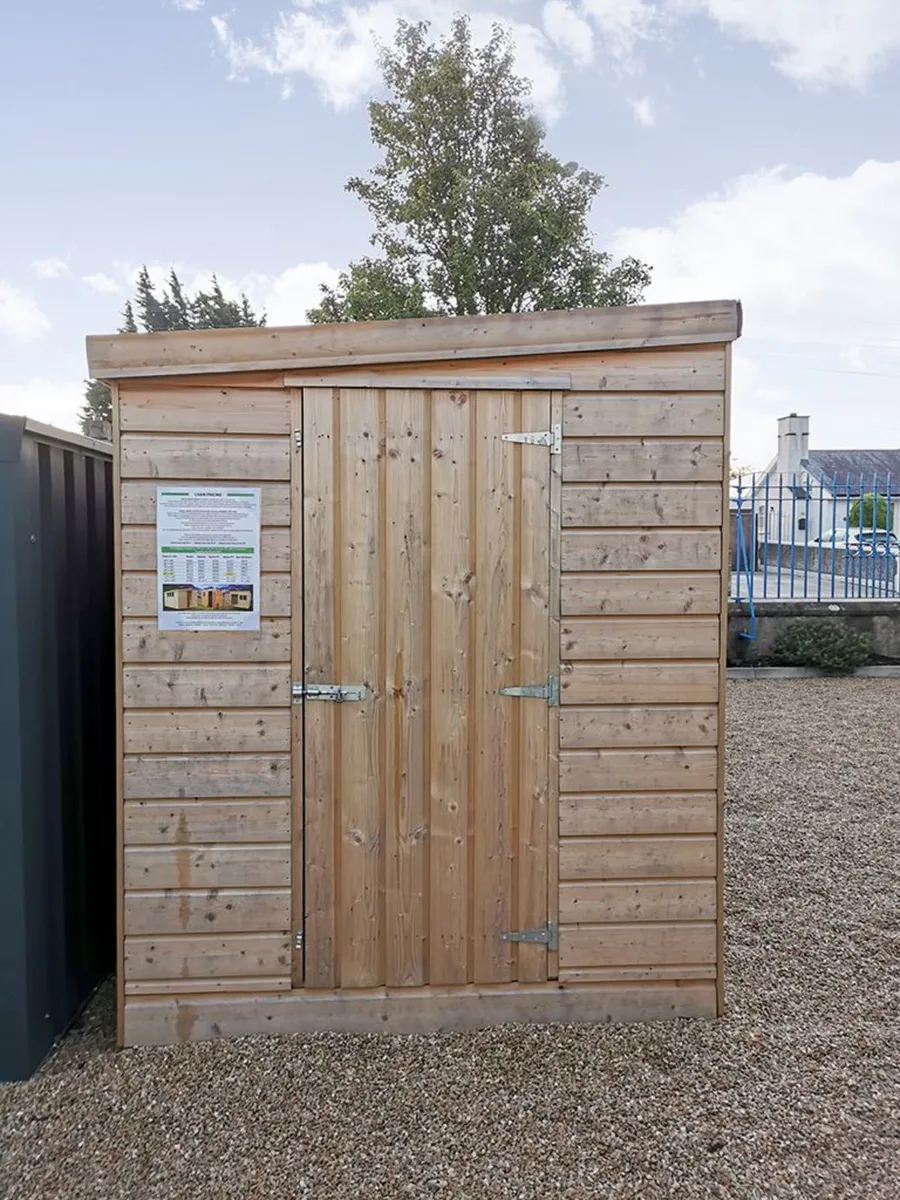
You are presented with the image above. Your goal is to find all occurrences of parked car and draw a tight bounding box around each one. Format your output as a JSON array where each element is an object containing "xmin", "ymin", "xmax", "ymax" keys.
[{"xmin": 813, "ymin": 529, "xmax": 900, "ymax": 557}]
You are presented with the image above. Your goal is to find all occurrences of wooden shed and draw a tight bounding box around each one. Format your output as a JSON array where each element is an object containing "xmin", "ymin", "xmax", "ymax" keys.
[{"xmin": 86, "ymin": 299, "xmax": 741, "ymax": 1047}]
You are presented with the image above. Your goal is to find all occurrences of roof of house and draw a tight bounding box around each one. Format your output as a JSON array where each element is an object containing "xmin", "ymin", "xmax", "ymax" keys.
[
  {"xmin": 804, "ymin": 450, "xmax": 900, "ymax": 492},
  {"xmin": 85, "ymin": 299, "xmax": 742, "ymax": 380}
]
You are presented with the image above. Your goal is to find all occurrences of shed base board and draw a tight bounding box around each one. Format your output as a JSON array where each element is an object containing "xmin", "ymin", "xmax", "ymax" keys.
[{"xmin": 123, "ymin": 981, "xmax": 717, "ymax": 1046}]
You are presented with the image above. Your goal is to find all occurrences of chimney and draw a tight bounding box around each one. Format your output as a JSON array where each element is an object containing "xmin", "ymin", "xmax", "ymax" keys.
[{"xmin": 776, "ymin": 413, "xmax": 809, "ymax": 478}]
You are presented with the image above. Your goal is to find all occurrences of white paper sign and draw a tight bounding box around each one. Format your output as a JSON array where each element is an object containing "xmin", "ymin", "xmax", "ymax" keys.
[{"xmin": 156, "ymin": 487, "xmax": 261, "ymax": 631}]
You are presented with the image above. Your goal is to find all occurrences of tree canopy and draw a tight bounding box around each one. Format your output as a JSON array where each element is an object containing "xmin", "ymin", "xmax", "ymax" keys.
[
  {"xmin": 849, "ymin": 493, "xmax": 890, "ymax": 530},
  {"xmin": 79, "ymin": 268, "xmax": 264, "ymax": 435},
  {"xmin": 307, "ymin": 16, "xmax": 650, "ymax": 324}
]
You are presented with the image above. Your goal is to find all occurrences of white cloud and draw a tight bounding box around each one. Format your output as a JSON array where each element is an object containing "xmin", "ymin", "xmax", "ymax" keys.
[
  {"xmin": 206, "ymin": 0, "xmax": 900, "ymax": 105},
  {"xmin": 542, "ymin": 1, "xmax": 594, "ymax": 67},
  {"xmin": 612, "ymin": 159, "xmax": 900, "ymax": 466},
  {"xmin": 212, "ymin": 3, "xmax": 567, "ymax": 119},
  {"xmin": 582, "ymin": 0, "xmax": 661, "ymax": 65},
  {"xmin": 628, "ymin": 94, "xmax": 655, "ymax": 125},
  {"xmin": 674, "ymin": 0, "xmax": 900, "ymax": 88},
  {"xmin": 247, "ymin": 262, "xmax": 342, "ymax": 325},
  {"xmin": 0, "ymin": 282, "xmax": 51, "ymax": 342},
  {"xmin": 83, "ymin": 272, "xmax": 122, "ymax": 295},
  {"xmin": 173, "ymin": 0, "xmax": 204, "ymax": 10},
  {"xmin": 33, "ymin": 257, "xmax": 70, "ymax": 279},
  {"xmin": 0, "ymin": 379, "xmax": 82, "ymax": 432}
]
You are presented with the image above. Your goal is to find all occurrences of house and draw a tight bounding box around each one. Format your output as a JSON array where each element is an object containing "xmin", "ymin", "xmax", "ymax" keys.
[{"xmin": 741, "ymin": 414, "xmax": 900, "ymax": 545}]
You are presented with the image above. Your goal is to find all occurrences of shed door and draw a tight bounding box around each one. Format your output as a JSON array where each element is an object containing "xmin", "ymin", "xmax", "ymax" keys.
[{"xmin": 298, "ymin": 385, "xmax": 553, "ymax": 989}]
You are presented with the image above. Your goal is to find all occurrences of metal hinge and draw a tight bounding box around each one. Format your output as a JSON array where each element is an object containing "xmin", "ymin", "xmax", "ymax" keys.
[
  {"xmin": 292, "ymin": 682, "xmax": 370, "ymax": 704},
  {"xmin": 293, "ymin": 429, "xmax": 302, "ymax": 449},
  {"xmin": 501, "ymin": 423, "xmax": 561, "ymax": 454},
  {"xmin": 500, "ymin": 921, "xmax": 558, "ymax": 952},
  {"xmin": 499, "ymin": 675, "xmax": 559, "ymax": 706},
  {"xmin": 294, "ymin": 929, "xmax": 303, "ymax": 951}
]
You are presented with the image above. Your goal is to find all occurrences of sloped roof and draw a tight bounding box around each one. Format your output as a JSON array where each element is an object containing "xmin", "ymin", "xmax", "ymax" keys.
[
  {"xmin": 805, "ymin": 451, "xmax": 900, "ymax": 492},
  {"xmin": 85, "ymin": 299, "xmax": 742, "ymax": 380}
]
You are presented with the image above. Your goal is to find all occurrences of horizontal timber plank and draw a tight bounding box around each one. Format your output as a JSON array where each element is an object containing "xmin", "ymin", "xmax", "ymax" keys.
[
  {"xmin": 123, "ymin": 754, "xmax": 291, "ymax": 800},
  {"xmin": 561, "ymin": 573, "xmax": 721, "ymax": 617},
  {"xmin": 284, "ymin": 372, "xmax": 571, "ymax": 390},
  {"xmin": 561, "ymin": 616, "xmax": 720, "ymax": 660},
  {"xmin": 562, "ymin": 484, "xmax": 722, "ymax": 528},
  {"xmin": 560, "ymin": 835, "xmax": 717, "ymax": 880},
  {"xmin": 559, "ymin": 922, "xmax": 717, "ymax": 970},
  {"xmin": 560, "ymin": 706, "xmax": 718, "ymax": 749},
  {"xmin": 564, "ymin": 394, "xmax": 725, "ymax": 438},
  {"xmin": 559, "ymin": 966, "xmax": 717, "ymax": 983},
  {"xmin": 122, "ymin": 666, "xmax": 290, "ymax": 708},
  {"xmin": 124, "ymin": 711, "xmax": 291, "ymax": 754},
  {"xmin": 562, "ymin": 441, "xmax": 723, "ymax": 483},
  {"xmin": 124, "ymin": 933, "xmax": 291, "ymax": 981},
  {"xmin": 560, "ymin": 662, "xmax": 719, "ymax": 705},
  {"xmin": 560, "ymin": 793, "xmax": 718, "ymax": 837},
  {"xmin": 120, "ymin": 436, "xmax": 290, "ymax": 481},
  {"xmin": 124, "ymin": 978, "xmax": 291, "ymax": 996},
  {"xmin": 559, "ymin": 880, "xmax": 717, "ymax": 923},
  {"xmin": 122, "ymin": 528, "xmax": 290, "ymax": 572},
  {"xmin": 124, "ymin": 799, "xmax": 290, "ymax": 844},
  {"xmin": 122, "ymin": 618, "xmax": 291, "ymax": 664},
  {"xmin": 121, "ymin": 482, "xmax": 290, "ymax": 525},
  {"xmin": 560, "ymin": 748, "xmax": 718, "ymax": 793},
  {"xmin": 561, "ymin": 531, "xmax": 721, "ymax": 572},
  {"xmin": 122, "ymin": 572, "xmax": 291, "ymax": 618},
  {"xmin": 122, "ymin": 980, "xmax": 718, "ymax": 1044},
  {"xmin": 124, "ymin": 888, "xmax": 291, "ymax": 935},
  {"xmin": 124, "ymin": 845, "xmax": 291, "ymax": 890},
  {"xmin": 119, "ymin": 387, "xmax": 291, "ymax": 434},
  {"xmin": 87, "ymin": 302, "xmax": 740, "ymax": 378}
]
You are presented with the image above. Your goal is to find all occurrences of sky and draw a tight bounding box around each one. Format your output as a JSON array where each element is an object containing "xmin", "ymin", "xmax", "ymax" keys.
[{"xmin": 2, "ymin": 0, "xmax": 900, "ymax": 467}]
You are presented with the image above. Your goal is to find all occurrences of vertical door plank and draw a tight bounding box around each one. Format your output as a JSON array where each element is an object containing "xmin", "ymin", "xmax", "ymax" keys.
[
  {"xmin": 384, "ymin": 390, "xmax": 428, "ymax": 986},
  {"xmin": 302, "ymin": 388, "xmax": 338, "ymax": 988},
  {"xmin": 338, "ymin": 388, "xmax": 384, "ymax": 988},
  {"xmin": 516, "ymin": 391, "xmax": 551, "ymax": 983},
  {"xmin": 429, "ymin": 390, "xmax": 472, "ymax": 985},
  {"xmin": 546, "ymin": 391, "xmax": 563, "ymax": 981},
  {"xmin": 473, "ymin": 391, "xmax": 517, "ymax": 983},
  {"xmin": 290, "ymin": 390, "xmax": 304, "ymax": 986}
]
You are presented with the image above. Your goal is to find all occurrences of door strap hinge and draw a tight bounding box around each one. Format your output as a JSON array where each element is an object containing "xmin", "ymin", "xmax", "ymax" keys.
[
  {"xmin": 501, "ymin": 423, "xmax": 561, "ymax": 454},
  {"xmin": 292, "ymin": 682, "xmax": 370, "ymax": 703},
  {"xmin": 499, "ymin": 675, "xmax": 559, "ymax": 706},
  {"xmin": 500, "ymin": 921, "xmax": 558, "ymax": 952}
]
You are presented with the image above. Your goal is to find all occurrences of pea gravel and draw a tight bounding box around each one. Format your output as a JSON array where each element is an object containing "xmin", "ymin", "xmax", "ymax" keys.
[{"xmin": 2, "ymin": 679, "xmax": 899, "ymax": 1199}]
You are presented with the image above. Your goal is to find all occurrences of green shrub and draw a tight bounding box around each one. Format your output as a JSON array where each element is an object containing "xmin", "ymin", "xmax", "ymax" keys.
[{"xmin": 772, "ymin": 620, "xmax": 871, "ymax": 675}]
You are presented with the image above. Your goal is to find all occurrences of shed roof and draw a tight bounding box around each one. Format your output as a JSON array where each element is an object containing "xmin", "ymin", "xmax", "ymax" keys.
[
  {"xmin": 85, "ymin": 299, "xmax": 742, "ymax": 381},
  {"xmin": 806, "ymin": 450, "xmax": 900, "ymax": 491}
]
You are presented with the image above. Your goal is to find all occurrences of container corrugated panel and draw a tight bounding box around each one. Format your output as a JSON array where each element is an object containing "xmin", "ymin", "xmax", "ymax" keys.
[{"xmin": 0, "ymin": 416, "xmax": 115, "ymax": 1080}]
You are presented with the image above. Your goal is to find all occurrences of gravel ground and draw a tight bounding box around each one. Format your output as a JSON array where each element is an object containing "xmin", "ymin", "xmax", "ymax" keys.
[{"xmin": 2, "ymin": 679, "xmax": 899, "ymax": 1199}]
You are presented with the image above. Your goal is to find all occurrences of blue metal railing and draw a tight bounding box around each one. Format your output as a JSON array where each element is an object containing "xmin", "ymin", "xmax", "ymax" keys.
[{"xmin": 731, "ymin": 472, "xmax": 899, "ymax": 610}]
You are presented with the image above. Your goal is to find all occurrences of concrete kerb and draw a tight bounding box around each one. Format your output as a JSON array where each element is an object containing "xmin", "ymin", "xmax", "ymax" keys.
[{"xmin": 727, "ymin": 666, "xmax": 900, "ymax": 680}]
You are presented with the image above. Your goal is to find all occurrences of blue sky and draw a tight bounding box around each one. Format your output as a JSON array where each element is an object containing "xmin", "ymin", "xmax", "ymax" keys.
[{"xmin": 2, "ymin": 0, "xmax": 900, "ymax": 465}]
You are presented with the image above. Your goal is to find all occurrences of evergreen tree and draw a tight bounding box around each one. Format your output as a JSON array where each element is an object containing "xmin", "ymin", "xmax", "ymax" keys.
[
  {"xmin": 79, "ymin": 268, "xmax": 265, "ymax": 435},
  {"xmin": 308, "ymin": 16, "xmax": 649, "ymax": 323}
]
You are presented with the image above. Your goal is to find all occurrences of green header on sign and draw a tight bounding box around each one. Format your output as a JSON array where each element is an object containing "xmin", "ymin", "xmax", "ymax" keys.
[{"xmin": 160, "ymin": 547, "xmax": 254, "ymax": 554}]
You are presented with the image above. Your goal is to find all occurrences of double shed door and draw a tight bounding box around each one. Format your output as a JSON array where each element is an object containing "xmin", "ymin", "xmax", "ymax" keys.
[{"xmin": 296, "ymin": 385, "xmax": 557, "ymax": 990}]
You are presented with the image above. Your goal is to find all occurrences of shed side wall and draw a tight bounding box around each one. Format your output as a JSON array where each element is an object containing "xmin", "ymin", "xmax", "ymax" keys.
[
  {"xmin": 557, "ymin": 355, "xmax": 726, "ymax": 1005},
  {"xmin": 117, "ymin": 386, "xmax": 294, "ymax": 1010}
]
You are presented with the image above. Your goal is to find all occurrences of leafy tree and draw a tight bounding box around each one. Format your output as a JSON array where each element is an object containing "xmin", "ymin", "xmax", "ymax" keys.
[
  {"xmin": 308, "ymin": 16, "xmax": 650, "ymax": 323},
  {"xmin": 79, "ymin": 269, "xmax": 265, "ymax": 435},
  {"xmin": 849, "ymin": 493, "xmax": 890, "ymax": 529}
]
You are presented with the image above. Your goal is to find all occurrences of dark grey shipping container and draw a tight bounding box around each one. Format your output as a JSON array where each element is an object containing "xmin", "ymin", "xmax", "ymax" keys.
[{"xmin": 0, "ymin": 416, "xmax": 115, "ymax": 1080}]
